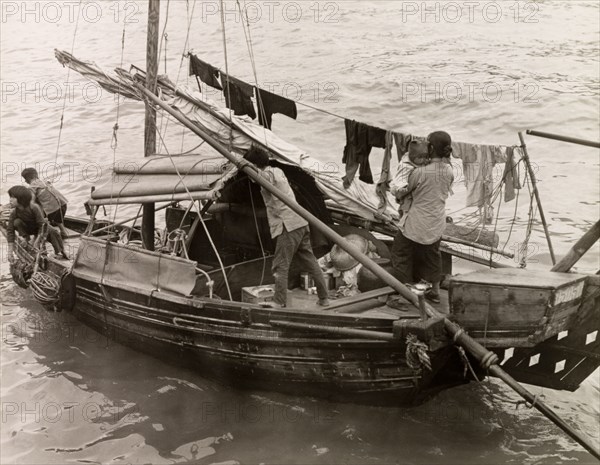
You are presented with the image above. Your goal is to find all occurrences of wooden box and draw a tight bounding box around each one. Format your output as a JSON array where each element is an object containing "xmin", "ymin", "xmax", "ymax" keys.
[
  {"xmin": 241, "ymin": 285, "xmax": 276, "ymax": 304},
  {"xmin": 449, "ymin": 268, "xmax": 587, "ymax": 347}
]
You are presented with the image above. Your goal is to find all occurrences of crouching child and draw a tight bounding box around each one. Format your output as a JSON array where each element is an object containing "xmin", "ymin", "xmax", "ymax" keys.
[{"xmin": 6, "ymin": 186, "xmax": 69, "ymax": 262}]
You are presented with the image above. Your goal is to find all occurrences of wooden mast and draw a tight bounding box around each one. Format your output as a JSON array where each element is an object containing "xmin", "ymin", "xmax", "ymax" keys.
[{"xmin": 142, "ymin": 0, "xmax": 160, "ymax": 250}]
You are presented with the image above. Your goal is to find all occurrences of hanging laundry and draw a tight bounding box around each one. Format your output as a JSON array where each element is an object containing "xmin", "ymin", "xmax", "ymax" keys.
[
  {"xmin": 452, "ymin": 141, "xmax": 507, "ymax": 208},
  {"xmin": 189, "ymin": 54, "xmax": 223, "ymax": 90},
  {"xmin": 256, "ymin": 88, "xmax": 297, "ymax": 129},
  {"xmin": 503, "ymin": 146, "xmax": 522, "ymax": 202},
  {"xmin": 342, "ymin": 120, "xmax": 387, "ymax": 188},
  {"xmin": 376, "ymin": 131, "xmax": 395, "ymax": 211},
  {"xmin": 392, "ymin": 132, "xmax": 414, "ymax": 161},
  {"xmin": 221, "ymin": 73, "xmax": 256, "ymax": 119}
]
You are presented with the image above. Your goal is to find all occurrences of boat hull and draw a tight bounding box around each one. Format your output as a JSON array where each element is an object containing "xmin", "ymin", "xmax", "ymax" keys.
[{"xmin": 72, "ymin": 277, "xmax": 467, "ymax": 405}]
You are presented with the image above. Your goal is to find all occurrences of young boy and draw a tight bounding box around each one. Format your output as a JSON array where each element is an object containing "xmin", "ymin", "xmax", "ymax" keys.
[
  {"xmin": 389, "ymin": 140, "xmax": 430, "ymax": 222},
  {"xmin": 21, "ymin": 168, "xmax": 69, "ymax": 238},
  {"xmin": 6, "ymin": 186, "xmax": 69, "ymax": 262}
]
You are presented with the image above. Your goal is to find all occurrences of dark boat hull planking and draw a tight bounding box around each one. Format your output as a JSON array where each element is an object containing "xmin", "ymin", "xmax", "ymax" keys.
[{"xmin": 72, "ymin": 276, "xmax": 469, "ymax": 405}]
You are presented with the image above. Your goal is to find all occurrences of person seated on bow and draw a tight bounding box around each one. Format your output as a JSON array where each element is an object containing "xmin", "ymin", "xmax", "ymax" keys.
[{"xmin": 6, "ymin": 186, "xmax": 69, "ymax": 263}]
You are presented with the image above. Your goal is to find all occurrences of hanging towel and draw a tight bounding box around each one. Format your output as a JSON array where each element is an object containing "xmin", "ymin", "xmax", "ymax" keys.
[
  {"xmin": 392, "ymin": 132, "xmax": 414, "ymax": 161},
  {"xmin": 256, "ymin": 88, "xmax": 297, "ymax": 129},
  {"xmin": 503, "ymin": 146, "xmax": 522, "ymax": 202},
  {"xmin": 221, "ymin": 73, "xmax": 256, "ymax": 119},
  {"xmin": 452, "ymin": 141, "xmax": 507, "ymax": 207},
  {"xmin": 342, "ymin": 120, "xmax": 387, "ymax": 188},
  {"xmin": 376, "ymin": 130, "xmax": 395, "ymax": 210},
  {"xmin": 189, "ymin": 54, "xmax": 223, "ymax": 90}
]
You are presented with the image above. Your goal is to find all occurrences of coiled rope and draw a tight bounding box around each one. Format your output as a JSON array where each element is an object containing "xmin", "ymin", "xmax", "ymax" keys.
[{"xmin": 29, "ymin": 271, "xmax": 60, "ymax": 308}]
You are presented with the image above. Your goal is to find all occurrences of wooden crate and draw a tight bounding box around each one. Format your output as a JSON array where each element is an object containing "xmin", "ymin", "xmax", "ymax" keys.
[
  {"xmin": 449, "ymin": 268, "xmax": 587, "ymax": 347},
  {"xmin": 241, "ymin": 284, "xmax": 276, "ymax": 304}
]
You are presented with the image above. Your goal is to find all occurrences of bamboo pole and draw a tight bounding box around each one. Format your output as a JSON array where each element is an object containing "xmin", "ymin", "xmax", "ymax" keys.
[
  {"xmin": 270, "ymin": 320, "xmax": 395, "ymax": 341},
  {"xmin": 525, "ymin": 130, "xmax": 600, "ymax": 149},
  {"xmin": 441, "ymin": 235, "xmax": 514, "ymax": 258},
  {"xmin": 142, "ymin": 0, "xmax": 160, "ymax": 251},
  {"xmin": 91, "ymin": 202, "xmax": 174, "ymax": 236},
  {"xmin": 551, "ymin": 220, "xmax": 600, "ymax": 273},
  {"xmin": 440, "ymin": 245, "xmax": 511, "ymax": 269},
  {"xmin": 138, "ymin": 85, "xmax": 600, "ymax": 459},
  {"xmin": 518, "ymin": 131, "xmax": 557, "ymax": 265}
]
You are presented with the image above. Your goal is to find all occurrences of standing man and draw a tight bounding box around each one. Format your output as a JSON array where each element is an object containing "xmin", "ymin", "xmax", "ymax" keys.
[
  {"xmin": 391, "ymin": 131, "xmax": 454, "ymax": 303},
  {"xmin": 244, "ymin": 146, "xmax": 330, "ymax": 308},
  {"xmin": 21, "ymin": 168, "xmax": 69, "ymax": 238}
]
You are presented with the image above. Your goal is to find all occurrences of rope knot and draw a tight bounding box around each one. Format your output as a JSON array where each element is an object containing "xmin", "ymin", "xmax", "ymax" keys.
[{"xmin": 405, "ymin": 333, "xmax": 432, "ymax": 374}]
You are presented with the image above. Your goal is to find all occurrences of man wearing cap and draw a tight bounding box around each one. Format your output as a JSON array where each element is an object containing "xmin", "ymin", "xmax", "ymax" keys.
[
  {"xmin": 391, "ymin": 131, "xmax": 454, "ymax": 303},
  {"xmin": 244, "ymin": 146, "xmax": 330, "ymax": 309}
]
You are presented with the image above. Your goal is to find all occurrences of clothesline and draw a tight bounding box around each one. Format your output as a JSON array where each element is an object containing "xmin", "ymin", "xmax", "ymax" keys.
[
  {"xmin": 188, "ymin": 53, "xmax": 521, "ymax": 153},
  {"xmin": 189, "ymin": 53, "xmax": 524, "ymax": 210}
]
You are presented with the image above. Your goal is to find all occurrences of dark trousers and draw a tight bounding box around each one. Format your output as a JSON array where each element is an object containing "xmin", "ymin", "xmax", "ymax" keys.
[
  {"xmin": 14, "ymin": 218, "xmax": 37, "ymax": 237},
  {"xmin": 14, "ymin": 219, "xmax": 64, "ymax": 254},
  {"xmin": 272, "ymin": 225, "xmax": 328, "ymax": 306},
  {"xmin": 391, "ymin": 229, "xmax": 441, "ymax": 284},
  {"xmin": 47, "ymin": 204, "xmax": 67, "ymax": 225}
]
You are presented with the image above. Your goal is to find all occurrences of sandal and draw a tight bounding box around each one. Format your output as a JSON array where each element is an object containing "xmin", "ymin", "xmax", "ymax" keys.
[{"xmin": 425, "ymin": 292, "xmax": 440, "ymax": 304}]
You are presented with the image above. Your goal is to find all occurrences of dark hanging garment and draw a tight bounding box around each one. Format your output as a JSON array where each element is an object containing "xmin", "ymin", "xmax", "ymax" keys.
[
  {"xmin": 221, "ymin": 73, "xmax": 256, "ymax": 119},
  {"xmin": 256, "ymin": 88, "xmax": 297, "ymax": 129},
  {"xmin": 189, "ymin": 54, "xmax": 223, "ymax": 90},
  {"xmin": 367, "ymin": 126, "xmax": 386, "ymax": 149},
  {"xmin": 342, "ymin": 120, "xmax": 387, "ymax": 187}
]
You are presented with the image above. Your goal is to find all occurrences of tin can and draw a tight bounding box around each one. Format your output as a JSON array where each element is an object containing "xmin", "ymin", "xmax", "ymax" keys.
[{"xmin": 300, "ymin": 272, "xmax": 314, "ymax": 290}]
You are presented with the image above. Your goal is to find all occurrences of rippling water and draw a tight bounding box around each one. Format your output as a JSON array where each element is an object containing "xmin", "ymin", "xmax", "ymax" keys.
[{"xmin": 1, "ymin": 1, "xmax": 599, "ymax": 464}]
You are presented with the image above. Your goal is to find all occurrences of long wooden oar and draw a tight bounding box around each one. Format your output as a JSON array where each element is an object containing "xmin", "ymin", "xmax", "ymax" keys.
[
  {"xmin": 138, "ymin": 85, "xmax": 600, "ymax": 460},
  {"xmin": 551, "ymin": 220, "xmax": 600, "ymax": 273}
]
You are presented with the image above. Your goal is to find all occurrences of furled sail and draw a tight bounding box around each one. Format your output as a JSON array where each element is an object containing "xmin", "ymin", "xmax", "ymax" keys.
[{"xmin": 88, "ymin": 154, "xmax": 235, "ymax": 205}]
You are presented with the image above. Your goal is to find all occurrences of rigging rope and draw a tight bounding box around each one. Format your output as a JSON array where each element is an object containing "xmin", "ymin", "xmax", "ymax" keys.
[
  {"xmin": 179, "ymin": 0, "xmax": 197, "ymax": 152},
  {"xmin": 236, "ymin": 0, "xmax": 269, "ymax": 144},
  {"xmin": 501, "ymin": 158, "xmax": 524, "ymax": 253},
  {"xmin": 156, "ymin": 0, "xmax": 171, "ymax": 147},
  {"xmin": 520, "ymin": 167, "xmax": 538, "ymax": 268},
  {"xmin": 157, "ymin": 0, "xmax": 171, "ymax": 70},
  {"xmin": 249, "ymin": 182, "xmax": 267, "ymax": 286},
  {"xmin": 158, "ymin": 0, "xmax": 197, "ymax": 150},
  {"xmin": 109, "ymin": 17, "xmax": 129, "ymax": 229},
  {"xmin": 163, "ymin": 32, "xmax": 168, "ymax": 74},
  {"xmin": 220, "ymin": 0, "xmax": 234, "ymax": 150},
  {"xmin": 154, "ymin": 126, "xmax": 233, "ymax": 300},
  {"xmin": 52, "ymin": 0, "xmax": 83, "ymax": 181}
]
